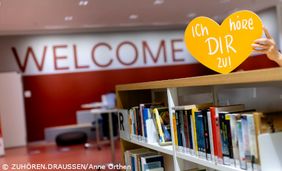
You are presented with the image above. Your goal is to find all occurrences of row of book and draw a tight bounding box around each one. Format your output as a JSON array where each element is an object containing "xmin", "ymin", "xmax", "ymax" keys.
[
  {"xmin": 124, "ymin": 148, "xmax": 207, "ymax": 171},
  {"xmin": 128, "ymin": 103, "xmax": 172, "ymax": 145},
  {"xmin": 173, "ymin": 103, "xmax": 261, "ymax": 171},
  {"xmin": 124, "ymin": 148, "xmax": 165, "ymax": 171}
]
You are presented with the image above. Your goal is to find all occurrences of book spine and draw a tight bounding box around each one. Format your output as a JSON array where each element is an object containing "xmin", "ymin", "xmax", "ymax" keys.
[
  {"xmin": 203, "ymin": 110, "xmax": 211, "ymax": 161},
  {"xmin": 230, "ymin": 114, "xmax": 240, "ymax": 168},
  {"xmin": 184, "ymin": 110, "xmax": 190, "ymax": 152},
  {"xmin": 129, "ymin": 109, "xmax": 133, "ymax": 138},
  {"xmin": 207, "ymin": 110, "xmax": 215, "ymax": 162},
  {"xmin": 195, "ymin": 111, "xmax": 206, "ymax": 159},
  {"xmin": 253, "ymin": 112, "xmax": 261, "ymax": 166},
  {"xmin": 143, "ymin": 108, "xmax": 150, "ymax": 141},
  {"xmin": 187, "ymin": 110, "xmax": 194, "ymax": 152},
  {"xmin": 172, "ymin": 113, "xmax": 178, "ymax": 147},
  {"xmin": 219, "ymin": 113, "xmax": 231, "ymax": 165},
  {"xmin": 241, "ymin": 115, "xmax": 252, "ymax": 170},
  {"xmin": 192, "ymin": 107, "xmax": 198, "ymax": 156},
  {"xmin": 179, "ymin": 110, "xmax": 186, "ymax": 151},
  {"xmin": 131, "ymin": 109, "xmax": 137, "ymax": 139},
  {"xmin": 133, "ymin": 108, "xmax": 138, "ymax": 139},
  {"xmin": 226, "ymin": 114, "xmax": 234, "ymax": 165},
  {"xmin": 137, "ymin": 108, "xmax": 142, "ymax": 140},
  {"xmin": 176, "ymin": 110, "xmax": 182, "ymax": 147},
  {"xmin": 153, "ymin": 108, "xmax": 165, "ymax": 143},
  {"xmin": 190, "ymin": 111, "xmax": 196, "ymax": 155},
  {"xmin": 131, "ymin": 155, "xmax": 136, "ymax": 171},
  {"xmin": 210, "ymin": 107, "xmax": 220, "ymax": 162},
  {"xmin": 140, "ymin": 104, "xmax": 145, "ymax": 141},
  {"xmin": 246, "ymin": 114, "xmax": 259, "ymax": 170},
  {"xmin": 237, "ymin": 120, "xmax": 247, "ymax": 170},
  {"xmin": 215, "ymin": 108, "xmax": 223, "ymax": 164},
  {"xmin": 124, "ymin": 151, "xmax": 129, "ymax": 171}
]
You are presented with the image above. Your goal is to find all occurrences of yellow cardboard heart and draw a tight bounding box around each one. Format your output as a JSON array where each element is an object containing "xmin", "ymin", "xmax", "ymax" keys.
[{"xmin": 184, "ymin": 10, "xmax": 263, "ymax": 74}]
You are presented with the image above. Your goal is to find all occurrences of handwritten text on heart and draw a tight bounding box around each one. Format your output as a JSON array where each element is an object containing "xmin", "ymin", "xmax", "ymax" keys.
[{"xmin": 184, "ymin": 10, "xmax": 263, "ymax": 74}]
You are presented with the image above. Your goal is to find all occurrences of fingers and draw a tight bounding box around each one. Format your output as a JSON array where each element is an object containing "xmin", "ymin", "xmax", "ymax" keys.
[
  {"xmin": 263, "ymin": 26, "xmax": 273, "ymax": 39},
  {"xmin": 252, "ymin": 43, "xmax": 270, "ymax": 50},
  {"xmin": 254, "ymin": 38, "xmax": 274, "ymax": 46},
  {"xmin": 252, "ymin": 48, "xmax": 269, "ymax": 54}
]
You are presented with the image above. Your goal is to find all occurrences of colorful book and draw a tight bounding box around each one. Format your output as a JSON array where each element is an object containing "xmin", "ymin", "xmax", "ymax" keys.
[
  {"xmin": 202, "ymin": 109, "xmax": 211, "ymax": 160},
  {"xmin": 126, "ymin": 148, "xmax": 151, "ymax": 171},
  {"xmin": 219, "ymin": 112, "xmax": 233, "ymax": 165},
  {"xmin": 237, "ymin": 120, "xmax": 247, "ymax": 170},
  {"xmin": 141, "ymin": 154, "xmax": 164, "ymax": 171},
  {"xmin": 176, "ymin": 110, "xmax": 183, "ymax": 147},
  {"xmin": 187, "ymin": 109, "xmax": 194, "ymax": 151},
  {"xmin": 229, "ymin": 114, "xmax": 240, "ymax": 167},
  {"xmin": 143, "ymin": 108, "xmax": 151, "ymax": 139},
  {"xmin": 180, "ymin": 110, "xmax": 186, "ymax": 149},
  {"xmin": 207, "ymin": 110, "xmax": 214, "ymax": 161},
  {"xmin": 246, "ymin": 113, "xmax": 260, "ymax": 170},
  {"xmin": 143, "ymin": 161, "xmax": 161, "ymax": 171},
  {"xmin": 174, "ymin": 103, "xmax": 212, "ymax": 155},
  {"xmin": 210, "ymin": 104, "xmax": 244, "ymax": 163},
  {"xmin": 192, "ymin": 107, "xmax": 199, "ymax": 156},
  {"xmin": 140, "ymin": 104, "xmax": 145, "ymax": 140},
  {"xmin": 183, "ymin": 110, "xmax": 190, "ymax": 150},
  {"xmin": 241, "ymin": 115, "xmax": 252, "ymax": 170},
  {"xmin": 152, "ymin": 107, "xmax": 172, "ymax": 145},
  {"xmin": 172, "ymin": 114, "xmax": 178, "ymax": 146},
  {"xmin": 195, "ymin": 111, "xmax": 206, "ymax": 158}
]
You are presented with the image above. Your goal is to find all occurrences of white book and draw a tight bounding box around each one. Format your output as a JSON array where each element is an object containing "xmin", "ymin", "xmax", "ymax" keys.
[
  {"xmin": 207, "ymin": 111, "xmax": 214, "ymax": 162},
  {"xmin": 229, "ymin": 114, "xmax": 240, "ymax": 168},
  {"xmin": 246, "ymin": 114, "xmax": 258, "ymax": 166},
  {"xmin": 146, "ymin": 119, "xmax": 158, "ymax": 143}
]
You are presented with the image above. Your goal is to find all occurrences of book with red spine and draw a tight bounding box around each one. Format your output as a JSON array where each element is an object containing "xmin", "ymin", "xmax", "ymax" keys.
[
  {"xmin": 210, "ymin": 105, "xmax": 245, "ymax": 164},
  {"xmin": 210, "ymin": 106, "xmax": 221, "ymax": 162}
]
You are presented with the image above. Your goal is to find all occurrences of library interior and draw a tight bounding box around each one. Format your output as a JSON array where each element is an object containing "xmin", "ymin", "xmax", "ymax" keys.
[{"xmin": 0, "ymin": 0, "xmax": 282, "ymax": 171}]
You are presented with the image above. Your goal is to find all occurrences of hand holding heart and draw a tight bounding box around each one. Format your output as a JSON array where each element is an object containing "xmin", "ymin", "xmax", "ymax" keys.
[
  {"xmin": 252, "ymin": 27, "xmax": 282, "ymax": 66},
  {"xmin": 184, "ymin": 10, "xmax": 263, "ymax": 74}
]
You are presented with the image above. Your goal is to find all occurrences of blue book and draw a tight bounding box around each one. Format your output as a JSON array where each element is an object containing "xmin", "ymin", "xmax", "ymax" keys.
[
  {"xmin": 131, "ymin": 156, "xmax": 136, "ymax": 171},
  {"xmin": 195, "ymin": 111, "xmax": 206, "ymax": 156},
  {"xmin": 187, "ymin": 109, "xmax": 193, "ymax": 149},
  {"xmin": 143, "ymin": 161, "xmax": 161, "ymax": 170},
  {"xmin": 143, "ymin": 108, "xmax": 150, "ymax": 138},
  {"xmin": 176, "ymin": 110, "xmax": 183, "ymax": 146}
]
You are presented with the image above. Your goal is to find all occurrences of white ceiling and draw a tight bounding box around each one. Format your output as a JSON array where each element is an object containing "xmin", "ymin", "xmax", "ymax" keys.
[{"xmin": 0, "ymin": 0, "xmax": 279, "ymax": 35}]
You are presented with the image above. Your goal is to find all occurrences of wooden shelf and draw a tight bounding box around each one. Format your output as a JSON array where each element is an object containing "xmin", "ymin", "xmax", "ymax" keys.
[
  {"xmin": 116, "ymin": 68, "xmax": 281, "ymax": 171},
  {"xmin": 122, "ymin": 137, "xmax": 173, "ymax": 156},
  {"xmin": 176, "ymin": 152, "xmax": 245, "ymax": 171},
  {"xmin": 116, "ymin": 67, "xmax": 282, "ymax": 91}
]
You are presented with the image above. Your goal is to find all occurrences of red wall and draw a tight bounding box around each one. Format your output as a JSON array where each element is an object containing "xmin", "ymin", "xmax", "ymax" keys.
[{"xmin": 23, "ymin": 54, "xmax": 279, "ymax": 142}]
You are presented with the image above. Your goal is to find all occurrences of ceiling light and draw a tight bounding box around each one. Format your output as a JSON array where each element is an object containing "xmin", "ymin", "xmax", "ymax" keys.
[
  {"xmin": 129, "ymin": 14, "xmax": 138, "ymax": 20},
  {"xmin": 187, "ymin": 13, "xmax": 197, "ymax": 19},
  {"xmin": 154, "ymin": 0, "xmax": 164, "ymax": 5},
  {"xmin": 64, "ymin": 16, "xmax": 73, "ymax": 21},
  {"xmin": 79, "ymin": 0, "xmax": 88, "ymax": 6}
]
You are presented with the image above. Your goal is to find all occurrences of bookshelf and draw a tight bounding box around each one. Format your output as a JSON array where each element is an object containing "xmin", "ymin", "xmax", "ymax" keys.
[
  {"xmin": 126, "ymin": 138, "xmax": 174, "ymax": 156},
  {"xmin": 116, "ymin": 67, "xmax": 282, "ymax": 171}
]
